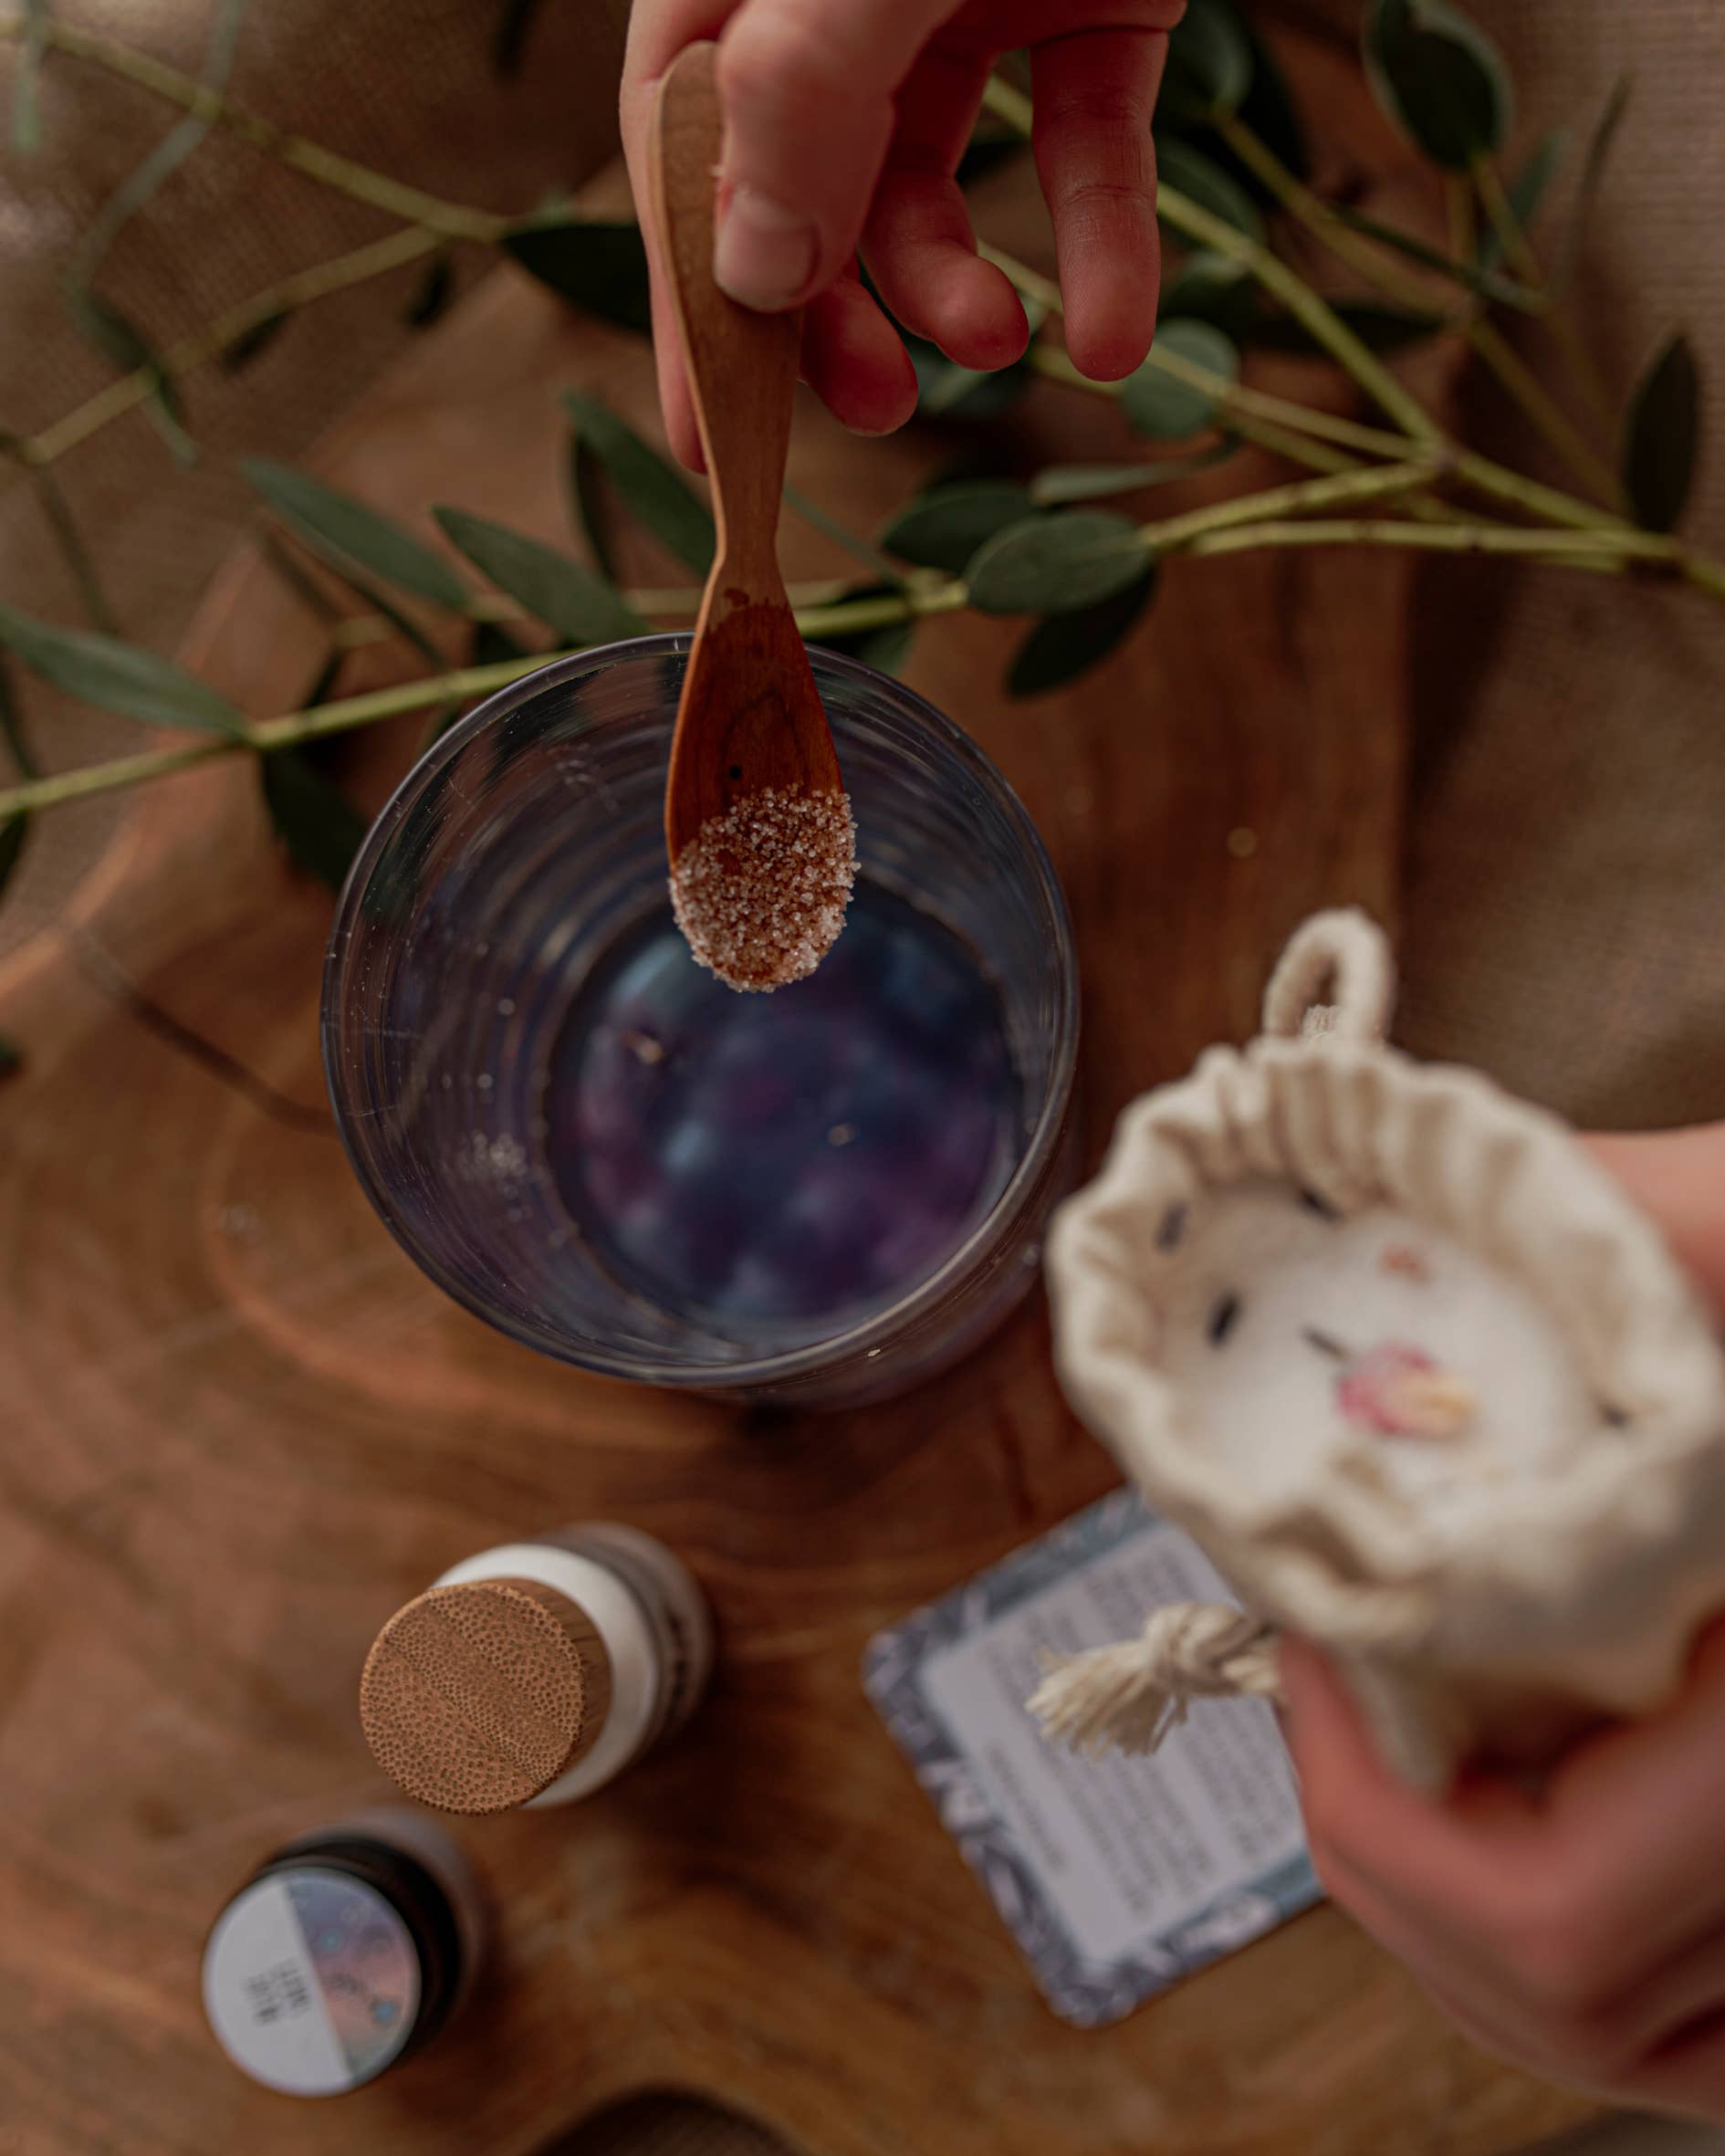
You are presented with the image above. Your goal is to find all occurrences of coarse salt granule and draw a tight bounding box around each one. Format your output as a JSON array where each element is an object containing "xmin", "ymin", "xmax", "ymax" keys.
[{"xmin": 669, "ymin": 783, "xmax": 856, "ymax": 992}]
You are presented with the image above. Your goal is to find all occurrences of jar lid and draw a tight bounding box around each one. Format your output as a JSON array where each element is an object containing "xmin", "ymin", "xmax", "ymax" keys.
[
  {"xmin": 361, "ymin": 1577, "xmax": 613, "ymax": 1813},
  {"xmin": 203, "ymin": 1836, "xmax": 465, "ymax": 2094}
]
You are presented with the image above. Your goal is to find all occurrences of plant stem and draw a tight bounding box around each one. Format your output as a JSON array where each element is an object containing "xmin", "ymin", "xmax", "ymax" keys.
[
  {"xmin": 0, "ymin": 12, "xmax": 507, "ymax": 242},
  {"xmin": 980, "ymin": 74, "xmax": 1034, "ymax": 136},
  {"xmin": 1162, "ymin": 183, "xmax": 1444, "ymax": 447},
  {"xmin": 1469, "ymin": 151, "xmax": 1618, "ymax": 438},
  {"xmin": 781, "ymin": 484, "xmax": 902, "ymax": 585},
  {"xmin": 0, "ymin": 585, "xmax": 970, "ymax": 822},
  {"xmin": 1445, "ymin": 450, "xmax": 1615, "ymax": 533},
  {"xmin": 1026, "ymin": 342, "xmax": 1473, "ymax": 525},
  {"xmin": 307, "ymin": 576, "xmax": 855, "ymax": 658},
  {"xmin": 979, "ymin": 78, "xmax": 1439, "ymax": 448},
  {"xmin": 1468, "ymin": 152, "xmax": 1541, "ymax": 287},
  {"xmin": 997, "ymin": 256, "xmax": 1415, "ymax": 459},
  {"xmin": 1213, "ymin": 113, "xmax": 1439, "ymax": 315},
  {"xmin": 25, "ymin": 463, "xmax": 120, "ymax": 631},
  {"xmin": 1180, "ymin": 518, "xmax": 1680, "ymax": 565},
  {"xmin": 19, "ymin": 224, "xmax": 445, "ymax": 470},
  {"xmin": 1209, "ymin": 108, "xmax": 1620, "ymax": 507},
  {"xmin": 1465, "ymin": 314, "xmax": 1622, "ymax": 506},
  {"xmin": 1137, "ymin": 458, "xmax": 1440, "ymax": 551},
  {"xmin": 1445, "ymin": 173, "xmax": 1476, "ymax": 263}
]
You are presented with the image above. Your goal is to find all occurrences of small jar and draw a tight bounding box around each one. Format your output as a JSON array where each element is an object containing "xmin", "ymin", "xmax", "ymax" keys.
[
  {"xmin": 202, "ymin": 1809, "xmax": 483, "ymax": 2097},
  {"xmin": 361, "ymin": 1523, "xmax": 714, "ymax": 1815}
]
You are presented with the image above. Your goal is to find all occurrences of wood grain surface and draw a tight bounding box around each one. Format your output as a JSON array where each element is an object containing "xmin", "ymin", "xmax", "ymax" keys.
[{"xmin": 0, "ymin": 29, "xmax": 1597, "ymax": 2156}]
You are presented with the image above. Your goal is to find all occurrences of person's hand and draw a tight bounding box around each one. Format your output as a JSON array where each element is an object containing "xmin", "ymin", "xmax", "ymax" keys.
[
  {"xmin": 620, "ymin": 0, "xmax": 1187, "ymax": 469},
  {"xmin": 1281, "ymin": 1123, "xmax": 1725, "ymax": 2120}
]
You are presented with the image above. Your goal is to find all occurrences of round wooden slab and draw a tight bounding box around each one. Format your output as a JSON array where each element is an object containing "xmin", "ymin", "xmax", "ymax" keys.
[{"xmin": 0, "ymin": 27, "xmax": 1597, "ymax": 2155}]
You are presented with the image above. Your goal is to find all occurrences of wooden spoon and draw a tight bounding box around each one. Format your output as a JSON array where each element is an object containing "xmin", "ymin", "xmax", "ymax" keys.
[{"xmin": 650, "ymin": 40, "xmax": 855, "ymax": 993}]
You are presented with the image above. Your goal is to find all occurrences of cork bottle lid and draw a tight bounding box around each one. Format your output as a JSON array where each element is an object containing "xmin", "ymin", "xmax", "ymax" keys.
[{"xmin": 361, "ymin": 1576, "xmax": 614, "ymax": 1815}]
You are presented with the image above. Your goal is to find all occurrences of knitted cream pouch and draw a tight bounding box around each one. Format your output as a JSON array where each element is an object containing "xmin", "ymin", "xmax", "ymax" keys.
[{"xmin": 1040, "ymin": 911, "xmax": 1725, "ymax": 1790}]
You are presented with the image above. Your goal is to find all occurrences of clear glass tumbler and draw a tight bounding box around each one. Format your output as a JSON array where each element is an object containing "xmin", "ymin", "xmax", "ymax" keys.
[{"xmin": 323, "ymin": 637, "xmax": 1077, "ymax": 1408}]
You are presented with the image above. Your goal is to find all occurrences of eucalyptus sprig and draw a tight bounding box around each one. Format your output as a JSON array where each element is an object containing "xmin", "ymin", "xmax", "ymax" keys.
[{"xmin": 0, "ymin": 0, "xmax": 1712, "ymax": 917}]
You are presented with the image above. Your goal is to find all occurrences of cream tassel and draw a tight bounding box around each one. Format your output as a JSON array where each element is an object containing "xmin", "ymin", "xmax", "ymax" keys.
[{"xmin": 1029, "ymin": 1602, "xmax": 1281, "ymax": 1757}]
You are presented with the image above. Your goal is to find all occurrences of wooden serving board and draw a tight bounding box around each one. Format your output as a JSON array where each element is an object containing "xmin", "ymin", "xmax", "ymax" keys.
[{"xmin": 0, "ymin": 50, "xmax": 1595, "ymax": 2156}]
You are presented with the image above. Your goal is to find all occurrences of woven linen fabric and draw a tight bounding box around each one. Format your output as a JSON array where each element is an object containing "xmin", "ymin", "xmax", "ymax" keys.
[{"xmin": 1261, "ymin": 0, "xmax": 1725, "ymax": 1128}]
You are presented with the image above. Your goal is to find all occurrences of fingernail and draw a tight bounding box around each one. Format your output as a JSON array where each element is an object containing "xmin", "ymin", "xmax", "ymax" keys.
[{"xmin": 714, "ymin": 185, "xmax": 818, "ymax": 310}]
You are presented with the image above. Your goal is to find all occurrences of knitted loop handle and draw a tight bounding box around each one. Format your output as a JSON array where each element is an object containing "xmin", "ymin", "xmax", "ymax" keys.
[
  {"xmin": 1029, "ymin": 1602, "xmax": 1281, "ymax": 1758},
  {"xmin": 1261, "ymin": 907, "xmax": 1396, "ymax": 1044}
]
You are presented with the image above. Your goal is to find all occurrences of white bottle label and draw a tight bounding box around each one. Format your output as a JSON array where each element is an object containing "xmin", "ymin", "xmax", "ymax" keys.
[{"xmin": 203, "ymin": 1868, "xmax": 421, "ymax": 2096}]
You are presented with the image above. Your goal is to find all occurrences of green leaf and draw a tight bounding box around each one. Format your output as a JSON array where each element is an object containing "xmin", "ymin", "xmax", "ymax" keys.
[
  {"xmin": 1622, "ymin": 331, "xmax": 1699, "ymax": 534},
  {"xmin": 1154, "ymin": 137, "xmax": 1264, "ymax": 245},
  {"xmin": 404, "ymin": 250, "xmax": 455, "ymax": 329},
  {"xmin": 966, "ymin": 511, "xmax": 1150, "ymax": 615},
  {"xmin": 493, "ymin": 0, "xmax": 548, "ymax": 75},
  {"xmin": 1157, "ymin": 250, "xmax": 1257, "ymax": 338},
  {"xmin": 242, "ymin": 458, "xmax": 471, "ymax": 612},
  {"xmin": 501, "ymin": 221, "xmax": 653, "ymax": 335},
  {"xmin": 433, "ymin": 508, "xmax": 648, "ymax": 644},
  {"xmin": 1330, "ymin": 203, "xmax": 1538, "ymax": 309},
  {"xmin": 1555, "ymin": 75, "xmax": 1630, "ymax": 295},
  {"xmin": 1160, "ymin": 0, "xmax": 1254, "ymax": 124},
  {"xmin": 0, "ymin": 811, "xmax": 25, "ymax": 905},
  {"xmin": 0, "ymin": 657, "xmax": 37, "ymax": 781},
  {"xmin": 783, "ymin": 484, "xmax": 901, "ymax": 583},
  {"xmin": 1364, "ymin": 0, "xmax": 1512, "ymax": 172},
  {"xmin": 1007, "ymin": 569, "xmax": 1157, "ymax": 696},
  {"xmin": 219, "ymin": 309, "xmax": 289, "ymax": 372},
  {"xmin": 260, "ymin": 746, "xmax": 369, "ymax": 894},
  {"xmin": 907, "ymin": 336, "xmax": 1030, "ymax": 420},
  {"xmin": 63, "ymin": 287, "xmax": 195, "ymax": 466},
  {"xmin": 1231, "ymin": 14, "xmax": 1309, "ymax": 184},
  {"xmin": 567, "ymin": 433, "xmax": 619, "ymax": 582},
  {"xmin": 1247, "ymin": 298, "xmax": 1444, "ymax": 356},
  {"xmin": 810, "ymin": 583, "xmax": 916, "ymax": 675},
  {"xmin": 0, "ymin": 1033, "xmax": 21, "ymax": 1081},
  {"xmin": 878, "ymin": 481, "xmax": 1033, "ymax": 574},
  {"xmin": 0, "ymin": 604, "xmax": 246, "ymax": 733},
  {"xmin": 1476, "ymin": 130, "xmax": 1567, "ymax": 272},
  {"xmin": 1121, "ymin": 319, "xmax": 1239, "ymax": 438},
  {"xmin": 420, "ymin": 621, "xmax": 527, "ymax": 751},
  {"xmin": 12, "ymin": 0, "xmax": 50, "ymax": 154},
  {"xmin": 1029, "ymin": 443, "xmax": 1239, "ymax": 507},
  {"xmin": 25, "ymin": 461, "xmax": 119, "ymax": 631},
  {"xmin": 298, "ymin": 648, "xmax": 345, "ymax": 710},
  {"xmin": 0, "ymin": 659, "xmax": 37, "ymax": 909},
  {"xmin": 560, "ymin": 392, "xmax": 716, "ymax": 574},
  {"xmin": 76, "ymin": 0, "xmax": 247, "ymax": 280},
  {"xmin": 956, "ymin": 129, "xmax": 1025, "ymax": 189},
  {"xmin": 472, "ymin": 619, "xmax": 530, "ymax": 668}
]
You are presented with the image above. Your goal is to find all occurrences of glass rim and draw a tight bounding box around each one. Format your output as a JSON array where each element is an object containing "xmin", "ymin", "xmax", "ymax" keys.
[{"xmin": 321, "ymin": 633, "xmax": 1080, "ymax": 1388}]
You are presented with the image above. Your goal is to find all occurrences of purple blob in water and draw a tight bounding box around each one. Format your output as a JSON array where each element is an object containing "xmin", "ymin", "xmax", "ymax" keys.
[{"xmin": 546, "ymin": 880, "xmax": 1020, "ymax": 1339}]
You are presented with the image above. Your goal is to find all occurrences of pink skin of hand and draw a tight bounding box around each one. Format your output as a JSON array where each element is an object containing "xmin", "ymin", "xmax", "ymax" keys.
[
  {"xmin": 620, "ymin": 0, "xmax": 1188, "ymax": 470},
  {"xmin": 1283, "ymin": 1125, "xmax": 1725, "ymax": 2120}
]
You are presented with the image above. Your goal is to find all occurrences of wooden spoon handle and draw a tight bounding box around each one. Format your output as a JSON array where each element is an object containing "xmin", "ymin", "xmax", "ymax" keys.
[{"xmin": 650, "ymin": 42, "xmax": 800, "ymax": 596}]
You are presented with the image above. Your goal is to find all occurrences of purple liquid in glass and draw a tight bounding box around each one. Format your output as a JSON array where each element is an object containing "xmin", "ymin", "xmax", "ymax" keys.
[{"xmin": 546, "ymin": 878, "xmax": 1020, "ymax": 1342}]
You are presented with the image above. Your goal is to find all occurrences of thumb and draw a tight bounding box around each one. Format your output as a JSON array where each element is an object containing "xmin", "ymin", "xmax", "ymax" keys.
[{"xmin": 713, "ymin": 0, "xmax": 957, "ymax": 310}]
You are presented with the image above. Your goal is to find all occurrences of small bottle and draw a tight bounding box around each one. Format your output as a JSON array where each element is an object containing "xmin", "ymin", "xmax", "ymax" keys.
[
  {"xmin": 360, "ymin": 1523, "xmax": 713, "ymax": 1815},
  {"xmin": 202, "ymin": 1809, "xmax": 483, "ymax": 2098}
]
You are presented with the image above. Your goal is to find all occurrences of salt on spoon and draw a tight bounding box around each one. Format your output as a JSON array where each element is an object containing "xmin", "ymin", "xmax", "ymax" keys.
[{"xmin": 650, "ymin": 41, "xmax": 856, "ymax": 993}]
